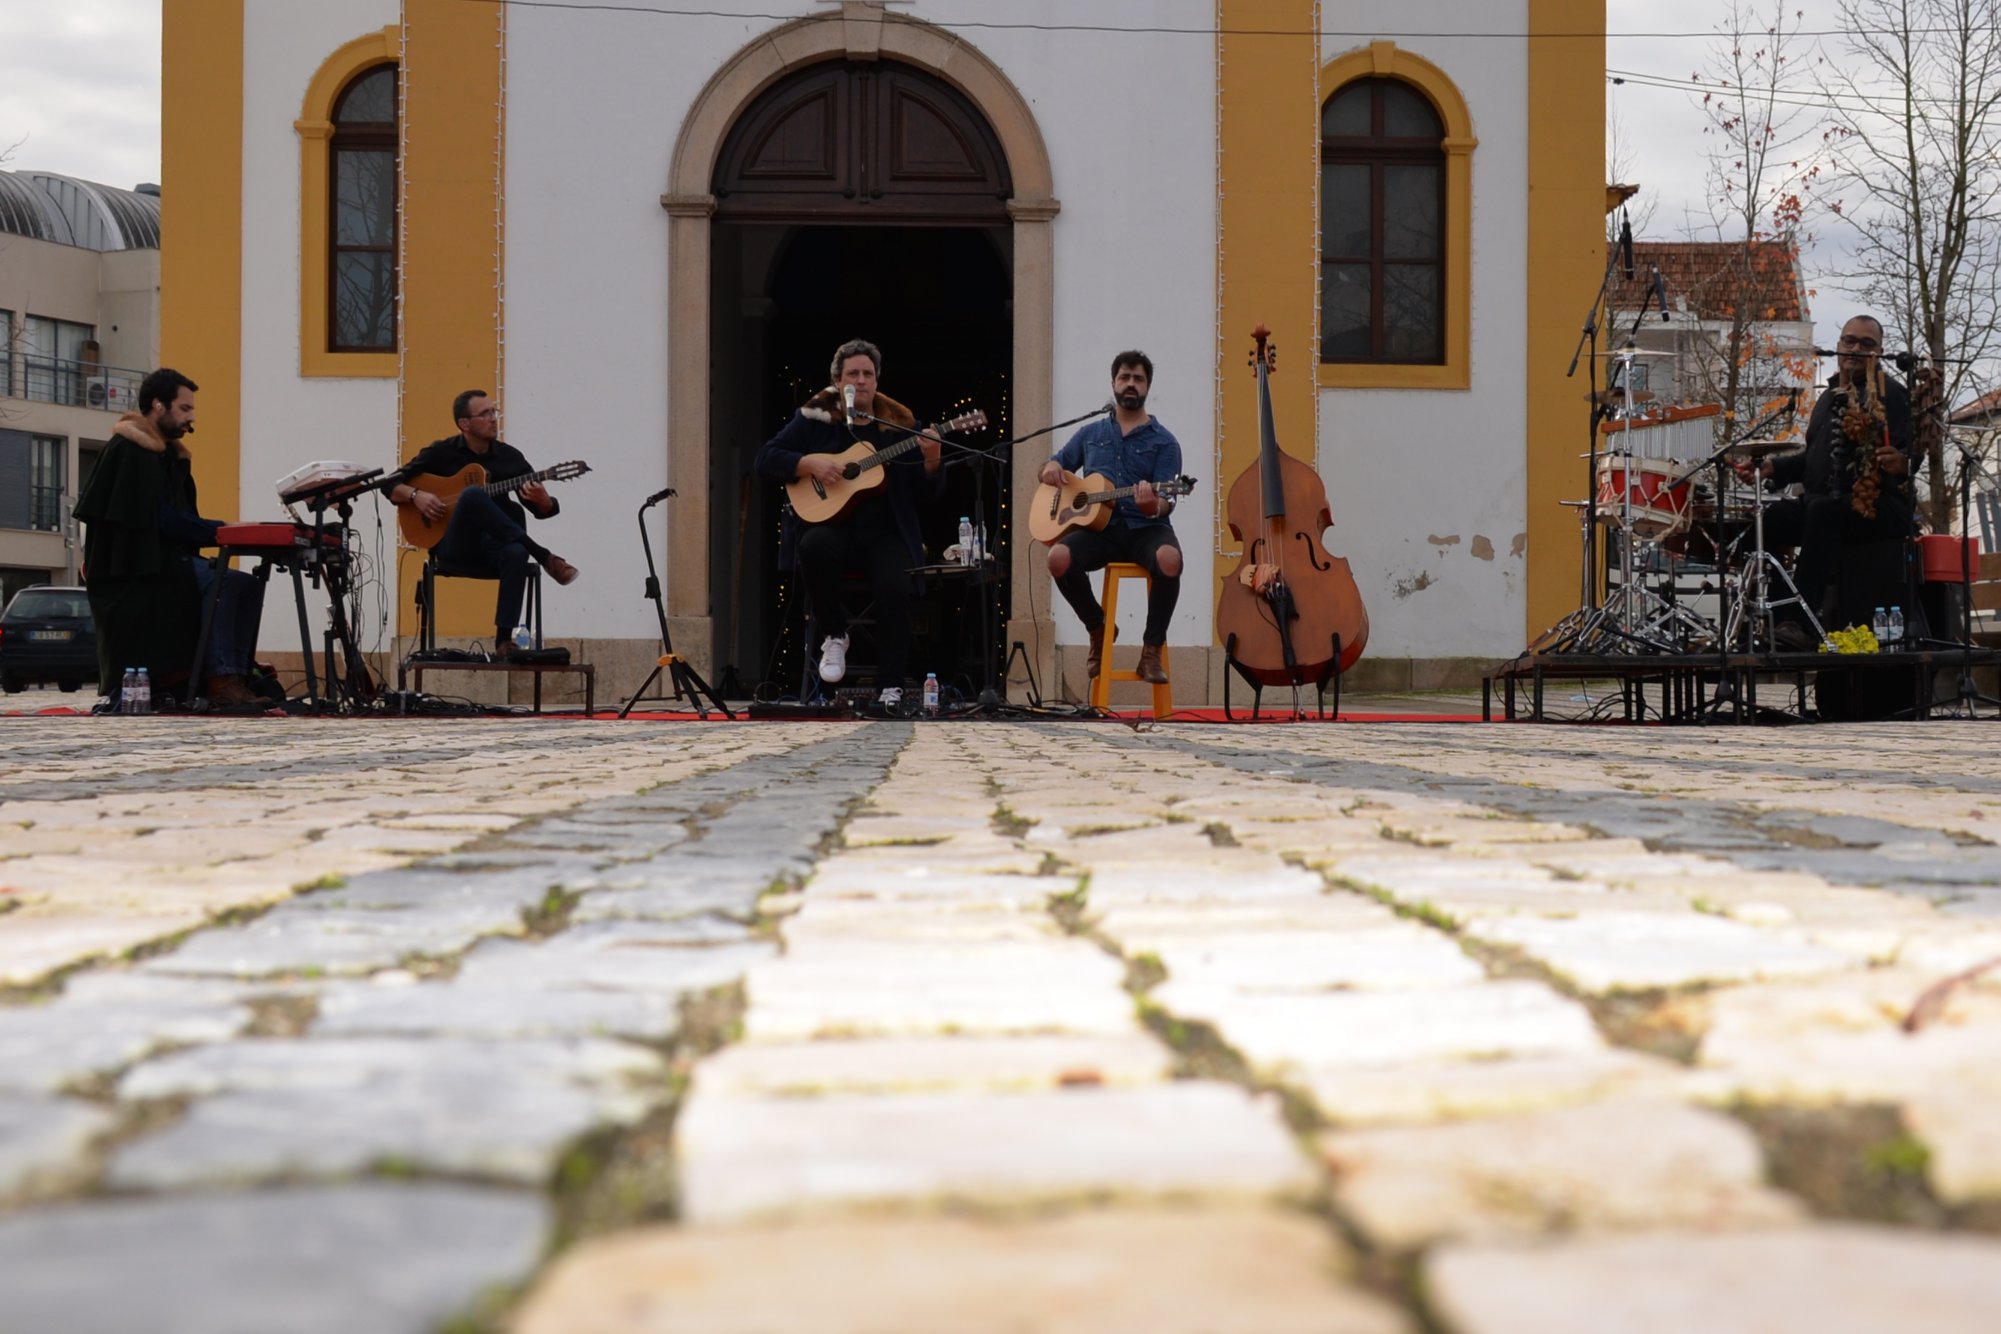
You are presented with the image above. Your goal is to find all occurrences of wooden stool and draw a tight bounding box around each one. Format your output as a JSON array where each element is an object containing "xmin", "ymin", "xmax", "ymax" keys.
[{"xmin": 1089, "ymin": 562, "xmax": 1171, "ymax": 716}]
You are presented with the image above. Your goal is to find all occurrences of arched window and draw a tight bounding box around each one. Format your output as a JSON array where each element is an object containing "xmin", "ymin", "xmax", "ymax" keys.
[
  {"xmin": 1320, "ymin": 77, "xmax": 1444, "ymax": 365},
  {"xmin": 329, "ymin": 66, "xmax": 397, "ymax": 352},
  {"xmin": 296, "ymin": 28, "xmax": 399, "ymax": 377}
]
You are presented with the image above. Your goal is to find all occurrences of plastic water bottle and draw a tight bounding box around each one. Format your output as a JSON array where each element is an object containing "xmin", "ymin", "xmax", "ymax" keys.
[
  {"xmin": 134, "ymin": 667, "xmax": 151, "ymax": 715},
  {"xmin": 957, "ymin": 516, "xmax": 974, "ymax": 565},
  {"xmin": 512, "ymin": 622, "xmax": 534, "ymax": 652},
  {"xmin": 1871, "ymin": 607, "xmax": 1888, "ymax": 644},
  {"xmin": 120, "ymin": 667, "xmax": 136, "ymax": 715},
  {"xmin": 922, "ymin": 672, "xmax": 940, "ymax": 715},
  {"xmin": 1888, "ymin": 605, "xmax": 1905, "ymax": 648}
]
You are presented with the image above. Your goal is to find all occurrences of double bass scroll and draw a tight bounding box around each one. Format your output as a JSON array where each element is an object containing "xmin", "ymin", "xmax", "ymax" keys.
[{"xmin": 1215, "ymin": 324, "xmax": 1369, "ymax": 698}]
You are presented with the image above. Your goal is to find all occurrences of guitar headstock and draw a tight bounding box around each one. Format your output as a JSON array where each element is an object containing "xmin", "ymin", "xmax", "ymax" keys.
[
  {"xmin": 545, "ymin": 460, "xmax": 592, "ymax": 482},
  {"xmin": 1159, "ymin": 474, "xmax": 1199, "ymax": 500},
  {"xmin": 942, "ymin": 409, "xmax": 988, "ymax": 434}
]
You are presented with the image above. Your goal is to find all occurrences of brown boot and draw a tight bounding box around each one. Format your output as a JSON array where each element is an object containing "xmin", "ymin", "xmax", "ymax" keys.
[
  {"xmin": 203, "ymin": 674, "xmax": 256, "ymax": 707},
  {"xmin": 1136, "ymin": 644, "xmax": 1169, "ymax": 685},
  {"xmin": 1086, "ymin": 624, "xmax": 1113, "ymax": 678},
  {"xmin": 544, "ymin": 555, "xmax": 580, "ymax": 586}
]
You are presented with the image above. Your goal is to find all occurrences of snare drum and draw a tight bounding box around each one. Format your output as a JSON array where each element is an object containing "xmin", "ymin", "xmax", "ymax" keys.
[{"xmin": 1595, "ymin": 456, "xmax": 1693, "ymax": 538}]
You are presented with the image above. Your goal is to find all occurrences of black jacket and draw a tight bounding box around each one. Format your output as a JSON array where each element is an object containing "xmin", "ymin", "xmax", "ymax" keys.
[
  {"xmin": 754, "ymin": 390, "xmax": 945, "ymax": 571},
  {"xmin": 387, "ymin": 435, "xmax": 558, "ymax": 529},
  {"xmin": 1774, "ymin": 372, "xmax": 1916, "ymax": 524}
]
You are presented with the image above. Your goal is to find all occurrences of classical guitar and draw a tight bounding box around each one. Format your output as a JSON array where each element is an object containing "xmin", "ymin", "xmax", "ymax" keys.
[
  {"xmin": 785, "ymin": 409, "xmax": 988, "ymax": 525},
  {"xmin": 398, "ymin": 459, "xmax": 592, "ymax": 550},
  {"xmin": 1027, "ymin": 471, "xmax": 1198, "ymax": 545}
]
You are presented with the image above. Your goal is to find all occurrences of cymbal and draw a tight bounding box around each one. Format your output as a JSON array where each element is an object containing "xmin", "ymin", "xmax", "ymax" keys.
[
  {"xmin": 1724, "ymin": 438, "xmax": 1800, "ymax": 457},
  {"xmin": 1596, "ymin": 346, "xmax": 1675, "ymax": 358}
]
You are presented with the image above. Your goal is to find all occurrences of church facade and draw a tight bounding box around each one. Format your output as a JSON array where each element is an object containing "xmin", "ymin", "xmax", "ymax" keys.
[{"xmin": 161, "ymin": 0, "xmax": 1605, "ymax": 703}]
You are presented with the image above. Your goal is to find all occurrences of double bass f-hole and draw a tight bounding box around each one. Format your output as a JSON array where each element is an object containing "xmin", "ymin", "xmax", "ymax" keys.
[{"xmin": 1295, "ymin": 531, "xmax": 1332, "ymax": 572}]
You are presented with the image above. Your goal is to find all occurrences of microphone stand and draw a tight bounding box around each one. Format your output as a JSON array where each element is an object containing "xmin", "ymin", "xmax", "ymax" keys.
[{"xmin": 618, "ymin": 489, "xmax": 734, "ymax": 719}]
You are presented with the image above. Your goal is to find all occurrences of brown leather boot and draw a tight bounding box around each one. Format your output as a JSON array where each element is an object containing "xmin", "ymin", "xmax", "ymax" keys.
[
  {"xmin": 203, "ymin": 674, "xmax": 256, "ymax": 707},
  {"xmin": 1085, "ymin": 624, "xmax": 1112, "ymax": 678},
  {"xmin": 1136, "ymin": 643, "xmax": 1168, "ymax": 685},
  {"xmin": 544, "ymin": 555, "xmax": 580, "ymax": 586}
]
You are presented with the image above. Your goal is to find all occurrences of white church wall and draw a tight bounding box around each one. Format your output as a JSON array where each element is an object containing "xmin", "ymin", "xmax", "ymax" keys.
[
  {"xmin": 503, "ymin": 1, "xmax": 824, "ymax": 641},
  {"xmin": 239, "ymin": 2, "xmax": 401, "ymax": 658},
  {"xmin": 1319, "ymin": 1, "xmax": 1533, "ymax": 659}
]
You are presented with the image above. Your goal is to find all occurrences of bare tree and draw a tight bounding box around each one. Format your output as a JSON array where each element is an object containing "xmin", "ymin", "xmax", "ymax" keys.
[
  {"xmin": 1685, "ymin": 0, "xmax": 1825, "ymax": 432},
  {"xmin": 1821, "ymin": 0, "xmax": 2001, "ymax": 529}
]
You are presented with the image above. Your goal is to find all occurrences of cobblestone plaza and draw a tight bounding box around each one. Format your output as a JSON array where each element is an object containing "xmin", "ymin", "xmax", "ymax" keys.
[{"xmin": 2, "ymin": 713, "xmax": 2000, "ymax": 1331}]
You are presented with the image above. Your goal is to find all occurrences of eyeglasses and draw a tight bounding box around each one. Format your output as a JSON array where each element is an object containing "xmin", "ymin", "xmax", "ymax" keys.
[
  {"xmin": 470, "ymin": 408, "xmax": 500, "ymax": 419},
  {"xmin": 1838, "ymin": 335, "xmax": 1881, "ymax": 350}
]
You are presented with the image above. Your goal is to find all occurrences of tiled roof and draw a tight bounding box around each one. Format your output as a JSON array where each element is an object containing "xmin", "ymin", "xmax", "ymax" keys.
[
  {"xmin": 1950, "ymin": 386, "xmax": 2001, "ymax": 424},
  {"xmin": 1607, "ymin": 240, "xmax": 1808, "ymax": 324}
]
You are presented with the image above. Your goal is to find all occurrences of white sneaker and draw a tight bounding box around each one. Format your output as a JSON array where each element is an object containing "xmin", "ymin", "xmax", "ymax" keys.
[
  {"xmin": 818, "ymin": 633, "xmax": 849, "ymax": 683},
  {"xmin": 877, "ymin": 686, "xmax": 903, "ymax": 708}
]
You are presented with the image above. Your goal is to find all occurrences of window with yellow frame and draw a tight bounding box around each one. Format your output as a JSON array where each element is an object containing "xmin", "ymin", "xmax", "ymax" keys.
[
  {"xmin": 1317, "ymin": 44, "xmax": 1475, "ymax": 391},
  {"xmin": 296, "ymin": 28, "xmax": 400, "ymax": 377}
]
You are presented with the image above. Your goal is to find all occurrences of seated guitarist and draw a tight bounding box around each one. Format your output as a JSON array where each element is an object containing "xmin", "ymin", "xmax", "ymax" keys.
[
  {"xmin": 1038, "ymin": 350, "xmax": 1183, "ymax": 684},
  {"xmin": 754, "ymin": 339, "xmax": 943, "ymax": 708},
  {"xmin": 383, "ymin": 390, "xmax": 580, "ymax": 659}
]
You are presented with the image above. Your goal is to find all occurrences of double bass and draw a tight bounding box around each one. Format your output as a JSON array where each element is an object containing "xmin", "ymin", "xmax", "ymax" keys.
[{"xmin": 1216, "ymin": 324, "xmax": 1369, "ymax": 699}]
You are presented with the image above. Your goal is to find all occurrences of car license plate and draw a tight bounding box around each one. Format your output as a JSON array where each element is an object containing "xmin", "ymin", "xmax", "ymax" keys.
[{"xmin": 28, "ymin": 630, "xmax": 72, "ymax": 641}]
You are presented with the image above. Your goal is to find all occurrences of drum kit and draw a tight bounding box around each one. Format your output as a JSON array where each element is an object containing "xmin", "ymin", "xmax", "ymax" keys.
[{"xmin": 1537, "ymin": 345, "xmax": 1824, "ymax": 656}]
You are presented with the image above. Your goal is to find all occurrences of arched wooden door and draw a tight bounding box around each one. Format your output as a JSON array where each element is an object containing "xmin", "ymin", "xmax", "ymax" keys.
[
  {"xmin": 714, "ymin": 60, "xmax": 1012, "ymax": 224},
  {"xmin": 708, "ymin": 59, "xmax": 1016, "ymax": 694}
]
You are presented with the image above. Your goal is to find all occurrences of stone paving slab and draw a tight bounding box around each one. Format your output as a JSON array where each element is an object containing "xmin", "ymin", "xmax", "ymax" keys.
[
  {"xmin": 742, "ymin": 940, "xmax": 1137, "ymax": 1040},
  {"xmin": 1152, "ymin": 979, "xmax": 1604, "ymax": 1074},
  {"xmin": 0, "ymin": 1094, "xmax": 114, "ymax": 1198},
  {"xmin": 0, "ymin": 973, "xmax": 254, "ymax": 1094},
  {"xmin": 513, "ymin": 1208, "xmax": 1412, "ymax": 1334},
  {"xmin": 691, "ymin": 1034, "xmax": 1174, "ymax": 1097},
  {"xmin": 1303, "ymin": 1049, "xmax": 1695, "ymax": 1127},
  {"xmin": 1466, "ymin": 910, "xmax": 1858, "ymax": 993},
  {"xmin": 110, "ymin": 1036, "xmax": 663, "ymax": 1186},
  {"xmin": 675, "ymin": 1083, "xmax": 1316, "ymax": 1223},
  {"xmin": 1320, "ymin": 1101, "xmax": 1802, "ymax": 1249},
  {"xmin": 1426, "ymin": 1225, "xmax": 2001, "ymax": 1334},
  {"xmin": 0, "ymin": 1183, "xmax": 549, "ymax": 1334}
]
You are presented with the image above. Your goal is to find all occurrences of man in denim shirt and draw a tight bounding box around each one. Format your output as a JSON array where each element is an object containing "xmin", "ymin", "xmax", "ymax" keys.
[{"xmin": 1039, "ymin": 350, "xmax": 1182, "ymax": 684}]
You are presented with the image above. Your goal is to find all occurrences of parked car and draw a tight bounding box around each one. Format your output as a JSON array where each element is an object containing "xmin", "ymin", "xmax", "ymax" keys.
[{"xmin": 0, "ymin": 586, "xmax": 97, "ymax": 693}]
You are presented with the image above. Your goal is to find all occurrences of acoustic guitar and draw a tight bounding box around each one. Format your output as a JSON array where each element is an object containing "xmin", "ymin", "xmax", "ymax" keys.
[
  {"xmin": 398, "ymin": 459, "xmax": 592, "ymax": 550},
  {"xmin": 785, "ymin": 410, "xmax": 988, "ymax": 525},
  {"xmin": 1027, "ymin": 471, "xmax": 1198, "ymax": 545}
]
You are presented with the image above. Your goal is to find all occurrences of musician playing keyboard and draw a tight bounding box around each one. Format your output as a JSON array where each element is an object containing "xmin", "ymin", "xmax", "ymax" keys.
[{"xmin": 384, "ymin": 390, "xmax": 580, "ymax": 660}]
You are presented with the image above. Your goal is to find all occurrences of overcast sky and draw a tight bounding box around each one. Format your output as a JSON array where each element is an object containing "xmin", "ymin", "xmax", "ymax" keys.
[{"xmin": 0, "ymin": 0, "xmax": 1894, "ymax": 355}]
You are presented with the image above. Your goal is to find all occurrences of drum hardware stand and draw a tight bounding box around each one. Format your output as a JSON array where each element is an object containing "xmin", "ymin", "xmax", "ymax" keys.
[{"xmin": 618, "ymin": 488, "xmax": 734, "ymax": 719}]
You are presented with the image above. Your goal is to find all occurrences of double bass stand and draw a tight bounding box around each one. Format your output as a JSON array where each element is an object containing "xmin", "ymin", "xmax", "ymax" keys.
[{"xmin": 1221, "ymin": 630, "xmax": 1344, "ymax": 721}]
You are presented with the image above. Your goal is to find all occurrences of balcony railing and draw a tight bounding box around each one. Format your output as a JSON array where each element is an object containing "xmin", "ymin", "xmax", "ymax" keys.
[
  {"xmin": 28, "ymin": 484, "xmax": 63, "ymax": 533},
  {"xmin": 10, "ymin": 357, "xmax": 146, "ymax": 413}
]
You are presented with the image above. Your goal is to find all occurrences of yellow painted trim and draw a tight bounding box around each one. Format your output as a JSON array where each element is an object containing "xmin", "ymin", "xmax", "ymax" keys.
[
  {"xmin": 1215, "ymin": 0, "xmax": 1321, "ymax": 628},
  {"xmin": 1316, "ymin": 44, "xmax": 1475, "ymax": 391},
  {"xmin": 399, "ymin": 3, "xmax": 507, "ymax": 639},
  {"xmin": 1525, "ymin": 0, "xmax": 1606, "ymax": 642},
  {"xmin": 296, "ymin": 27, "xmax": 399, "ymax": 379},
  {"xmin": 162, "ymin": 0, "xmax": 244, "ymax": 522}
]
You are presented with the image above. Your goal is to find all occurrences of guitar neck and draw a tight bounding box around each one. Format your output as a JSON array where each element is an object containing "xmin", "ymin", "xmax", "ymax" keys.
[
  {"xmin": 480, "ymin": 468, "xmax": 555, "ymax": 497},
  {"xmin": 1079, "ymin": 481, "xmax": 1147, "ymax": 506}
]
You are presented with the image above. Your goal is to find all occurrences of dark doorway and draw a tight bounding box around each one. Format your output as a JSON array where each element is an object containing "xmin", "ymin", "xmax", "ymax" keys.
[{"xmin": 708, "ymin": 222, "xmax": 1012, "ymax": 696}]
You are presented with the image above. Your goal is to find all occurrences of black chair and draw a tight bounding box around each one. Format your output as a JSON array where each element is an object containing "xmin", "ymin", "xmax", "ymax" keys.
[{"xmin": 415, "ymin": 553, "xmax": 542, "ymax": 654}]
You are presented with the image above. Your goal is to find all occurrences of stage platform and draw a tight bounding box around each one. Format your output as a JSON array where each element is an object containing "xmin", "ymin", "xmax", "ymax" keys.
[{"xmin": 1484, "ymin": 645, "xmax": 2001, "ymax": 724}]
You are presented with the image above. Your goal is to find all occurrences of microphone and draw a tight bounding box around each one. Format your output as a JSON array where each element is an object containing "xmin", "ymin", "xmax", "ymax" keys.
[
  {"xmin": 1619, "ymin": 214, "xmax": 1635, "ymax": 280},
  {"xmin": 1650, "ymin": 265, "xmax": 1671, "ymax": 321},
  {"xmin": 1894, "ymin": 351, "xmax": 1920, "ymax": 374},
  {"xmin": 641, "ymin": 487, "xmax": 676, "ymax": 508},
  {"xmin": 842, "ymin": 383, "xmax": 857, "ymax": 426}
]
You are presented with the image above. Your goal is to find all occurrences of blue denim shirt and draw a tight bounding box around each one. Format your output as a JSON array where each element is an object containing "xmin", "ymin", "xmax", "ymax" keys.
[{"xmin": 1052, "ymin": 416, "xmax": 1182, "ymax": 529}]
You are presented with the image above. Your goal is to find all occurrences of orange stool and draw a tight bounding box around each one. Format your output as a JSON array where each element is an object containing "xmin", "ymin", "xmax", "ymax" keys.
[{"xmin": 1089, "ymin": 562, "xmax": 1172, "ymax": 717}]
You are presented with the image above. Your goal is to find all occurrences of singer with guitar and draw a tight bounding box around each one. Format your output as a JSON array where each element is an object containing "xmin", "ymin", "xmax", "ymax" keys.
[
  {"xmin": 384, "ymin": 390, "xmax": 581, "ymax": 660},
  {"xmin": 1038, "ymin": 350, "xmax": 1184, "ymax": 684},
  {"xmin": 755, "ymin": 338, "xmax": 945, "ymax": 709}
]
